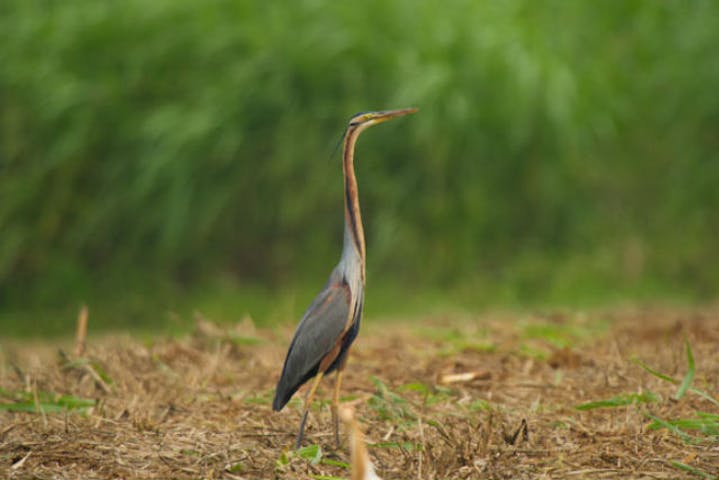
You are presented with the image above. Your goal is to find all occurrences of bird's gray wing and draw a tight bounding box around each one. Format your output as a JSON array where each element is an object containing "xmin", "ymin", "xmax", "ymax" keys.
[{"xmin": 273, "ymin": 280, "xmax": 351, "ymax": 410}]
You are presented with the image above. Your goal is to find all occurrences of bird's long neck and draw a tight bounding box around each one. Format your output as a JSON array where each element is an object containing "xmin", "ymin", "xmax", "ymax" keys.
[{"xmin": 342, "ymin": 127, "xmax": 366, "ymax": 278}]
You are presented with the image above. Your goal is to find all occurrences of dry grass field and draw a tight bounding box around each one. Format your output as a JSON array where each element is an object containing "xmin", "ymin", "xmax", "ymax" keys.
[{"xmin": 1, "ymin": 307, "xmax": 718, "ymax": 479}]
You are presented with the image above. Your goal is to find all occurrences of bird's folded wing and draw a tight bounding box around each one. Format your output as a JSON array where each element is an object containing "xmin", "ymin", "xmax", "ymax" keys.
[{"xmin": 274, "ymin": 282, "xmax": 351, "ymax": 405}]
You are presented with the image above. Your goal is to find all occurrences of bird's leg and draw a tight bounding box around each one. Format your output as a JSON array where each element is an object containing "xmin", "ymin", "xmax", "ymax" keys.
[
  {"xmin": 332, "ymin": 370, "xmax": 344, "ymax": 448},
  {"xmin": 296, "ymin": 372, "xmax": 324, "ymax": 450}
]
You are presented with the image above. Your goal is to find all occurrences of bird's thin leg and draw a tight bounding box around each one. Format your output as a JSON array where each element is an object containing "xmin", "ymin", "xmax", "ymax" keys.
[
  {"xmin": 296, "ymin": 372, "xmax": 325, "ymax": 450},
  {"xmin": 332, "ymin": 370, "xmax": 344, "ymax": 448}
]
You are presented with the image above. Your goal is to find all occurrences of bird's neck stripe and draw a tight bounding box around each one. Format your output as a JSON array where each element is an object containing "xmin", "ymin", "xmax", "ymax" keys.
[{"xmin": 343, "ymin": 130, "xmax": 365, "ymax": 261}]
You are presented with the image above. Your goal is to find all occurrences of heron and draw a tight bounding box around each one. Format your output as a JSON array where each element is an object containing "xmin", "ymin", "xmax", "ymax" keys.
[{"xmin": 272, "ymin": 108, "xmax": 418, "ymax": 449}]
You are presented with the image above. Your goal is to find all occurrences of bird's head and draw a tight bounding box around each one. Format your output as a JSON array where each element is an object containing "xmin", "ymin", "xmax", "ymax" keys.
[{"xmin": 347, "ymin": 108, "xmax": 418, "ymax": 132}]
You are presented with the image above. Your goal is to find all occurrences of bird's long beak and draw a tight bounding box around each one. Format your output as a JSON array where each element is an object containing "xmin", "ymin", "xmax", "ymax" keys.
[{"xmin": 372, "ymin": 107, "xmax": 418, "ymax": 124}]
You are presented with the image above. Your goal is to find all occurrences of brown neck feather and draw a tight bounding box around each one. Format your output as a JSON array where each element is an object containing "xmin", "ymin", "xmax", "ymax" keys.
[{"xmin": 342, "ymin": 126, "xmax": 366, "ymax": 263}]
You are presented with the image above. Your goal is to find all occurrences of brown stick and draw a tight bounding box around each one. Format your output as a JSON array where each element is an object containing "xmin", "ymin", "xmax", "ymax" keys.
[{"xmin": 75, "ymin": 304, "xmax": 88, "ymax": 357}]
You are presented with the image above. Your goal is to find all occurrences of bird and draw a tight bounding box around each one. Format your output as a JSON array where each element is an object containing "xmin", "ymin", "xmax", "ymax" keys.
[{"xmin": 272, "ymin": 108, "xmax": 418, "ymax": 449}]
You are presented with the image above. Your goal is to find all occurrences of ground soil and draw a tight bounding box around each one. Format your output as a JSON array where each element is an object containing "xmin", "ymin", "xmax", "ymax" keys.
[{"xmin": 1, "ymin": 307, "xmax": 718, "ymax": 479}]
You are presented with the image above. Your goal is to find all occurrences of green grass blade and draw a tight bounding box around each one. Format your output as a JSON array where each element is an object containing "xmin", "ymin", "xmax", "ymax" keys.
[
  {"xmin": 0, "ymin": 390, "xmax": 95, "ymax": 414},
  {"xmin": 0, "ymin": 402, "xmax": 65, "ymax": 413},
  {"xmin": 90, "ymin": 361, "xmax": 114, "ymax": 385},
  {"xmin": 400, "ymin": 382, "xmax": 431, "ymax": 395},
  {"xmin": 647, "ymin": 415, "xmax": 719, "ymax": 437},
  {"xmin": 575, "ymin": 392, "xmax": 659, "ymax": 410},
  {"xmin": 634, "ymin": 350, "xmax": 719, "ymax": 407},
  {"xmin": 675, "ymin": 341, "xmax": 695, "ymax": 400},
  {"xmin": 646, "ymin": 413, "xmax": 704, "ymax": 444},
  {"xmin": 632, "ymin": 357, "xmax": 678, "ymax": 384},
  {"xmin": 369, "ymin": 441, "xmax": 421, "ymax": 451},
  {"xmin": 688, "ymin": 387, "xmax": 719, "ymax": 409},
  {"xmin": 697, "ymin": 412, "xmax": 719, "ymax": 420},
  {"xmin": 56, "ymin": 394, "xmax": 96, "ymax": 409},
  {"xmin": 669, "ymin": 461, "xmax": 717, "ymax": 480}
]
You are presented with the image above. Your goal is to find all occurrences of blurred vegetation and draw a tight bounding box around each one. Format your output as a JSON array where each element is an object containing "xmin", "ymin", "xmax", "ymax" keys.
[{"xmin": 1, "ymin": 0, "xmax": 718, "ymax": 333}]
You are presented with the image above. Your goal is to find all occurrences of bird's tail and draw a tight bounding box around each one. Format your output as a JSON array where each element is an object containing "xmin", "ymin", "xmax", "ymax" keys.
[
  {"xmin": 272, "ymin": 385, "xmax": 292, "ymax": 411},
  {"xmin": 273, "ymin": 364, "xmax": 317, "ymax": 411}
]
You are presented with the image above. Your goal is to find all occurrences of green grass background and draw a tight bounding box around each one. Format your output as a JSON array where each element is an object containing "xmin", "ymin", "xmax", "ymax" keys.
[{"xmin": 1, "ymin": 0, "xmax": 718, "ymax": 335}]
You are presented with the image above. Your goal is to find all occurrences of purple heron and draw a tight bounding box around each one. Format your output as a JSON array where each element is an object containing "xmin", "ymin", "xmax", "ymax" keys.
[{"xmin": 272, "ymin": 108, "xmax": 418, "ymax": 449}]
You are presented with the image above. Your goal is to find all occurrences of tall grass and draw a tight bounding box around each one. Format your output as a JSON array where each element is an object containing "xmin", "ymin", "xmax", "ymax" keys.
[{"xmin": 1, "ymin": 0, "xmax": 718, "ymax": 310}]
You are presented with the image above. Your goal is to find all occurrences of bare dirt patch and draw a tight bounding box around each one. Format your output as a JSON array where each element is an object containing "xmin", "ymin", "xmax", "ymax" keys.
[{"xmin": 1, "ymin": 308, "xmax": 718, "ymax": 479}]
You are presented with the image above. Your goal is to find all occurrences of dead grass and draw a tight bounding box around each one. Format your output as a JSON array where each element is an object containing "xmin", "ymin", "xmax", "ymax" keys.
[{"xmin": 1, "ymin": 307, "xmax": 718, "ymax": 479}]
